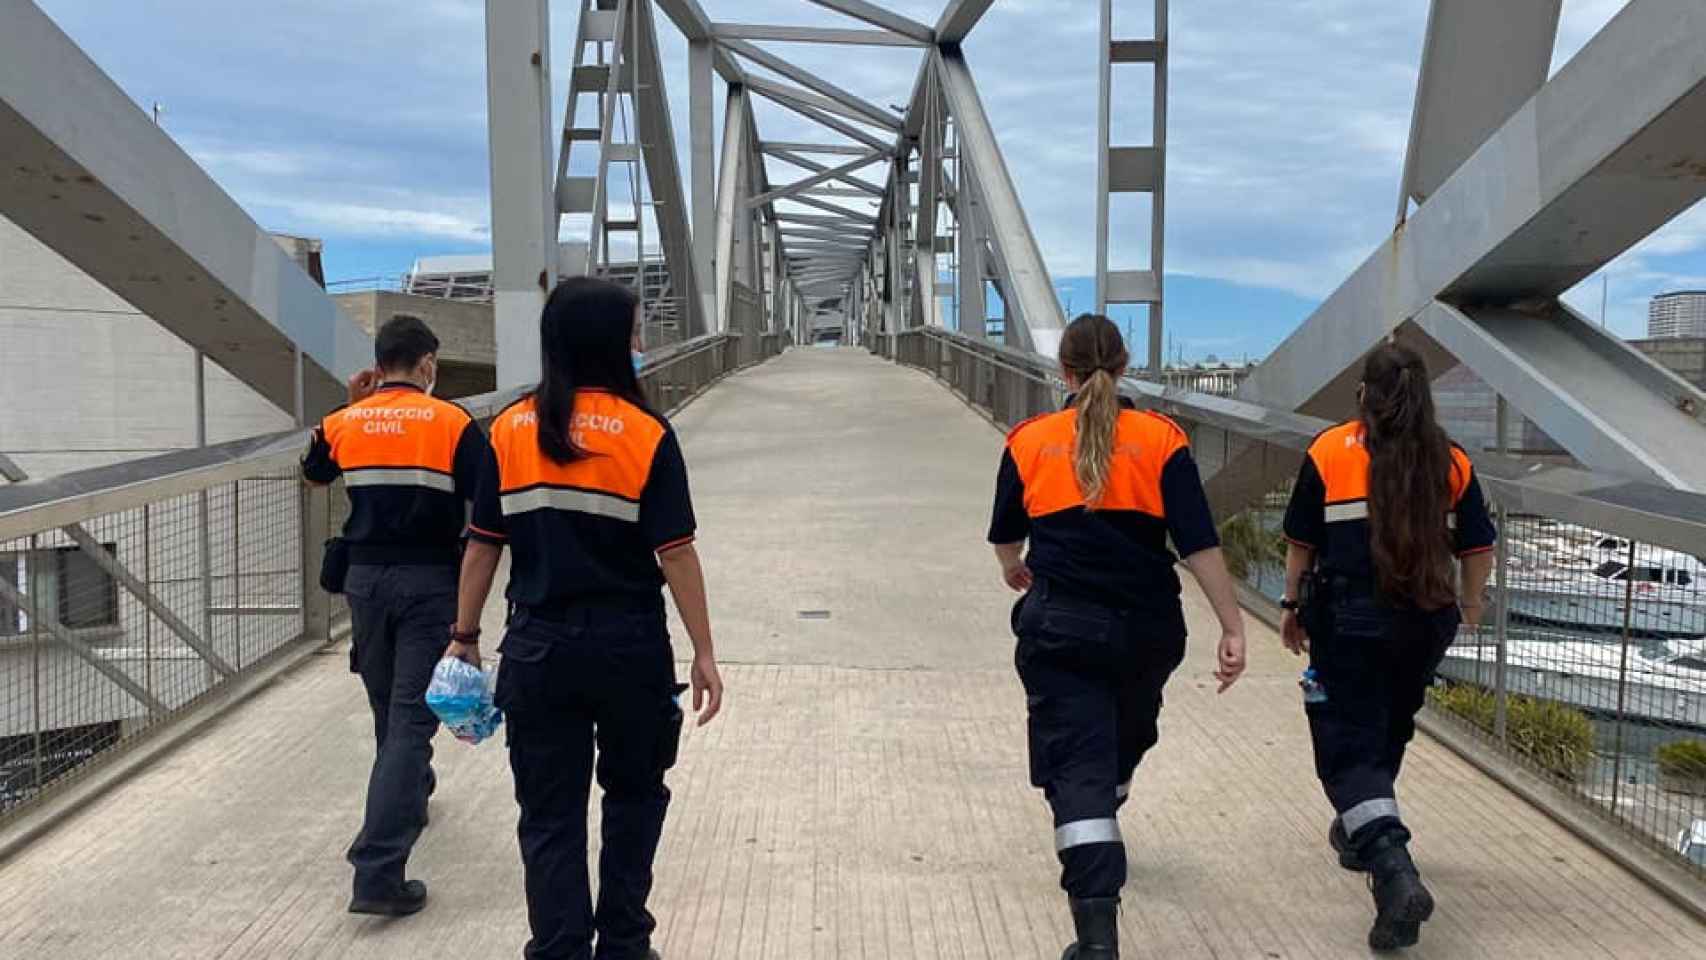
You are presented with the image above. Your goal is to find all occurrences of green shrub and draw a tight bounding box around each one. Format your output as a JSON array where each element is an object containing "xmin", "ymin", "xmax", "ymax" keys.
[
  {"xmin": 1219, "ymin": 511, "xmax": 1285, "ymax": 580},
  {"xmin": 1427, "ymin": 683, "xmax": 1595, "ymax": 782},
  {"xmin": 1657, "ymin": 740, "xmax": 1706, "ymax": 781}
]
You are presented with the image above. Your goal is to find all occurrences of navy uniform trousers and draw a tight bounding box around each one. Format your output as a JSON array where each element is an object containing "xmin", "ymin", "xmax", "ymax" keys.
[
  {"xmin": 1305, "ymin": 590, "xmax": 1459, "ymax": 851},
  {"xmin": 344, "ymin": 563, "xmax": 455, "ymax": 900},
  {"xmin": 496, "ymin": 606, "xmax": 686, "ymax": 960},
  {"xmin": 1014, "ymin": 580, "xmax": 1188, "ymax": 899}
]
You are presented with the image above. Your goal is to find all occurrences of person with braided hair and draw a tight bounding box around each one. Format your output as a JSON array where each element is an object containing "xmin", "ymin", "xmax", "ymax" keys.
[
  {"xmin": 1279, "ymin": 341, "xmax": 1497, "ymax": 953},
  {"xmin": 989, "ymin": 314, "xmax": 1247, "ymax": 960}
]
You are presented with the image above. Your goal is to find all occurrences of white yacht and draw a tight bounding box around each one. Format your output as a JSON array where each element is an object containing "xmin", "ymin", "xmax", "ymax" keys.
[
  {"xmin": 1438, "ymin": 633, "xmax": 1706, "ymax": 730},
  {"xmin": 1496, "ymin": 522, "xmax": 1706, "ymax": 640}
]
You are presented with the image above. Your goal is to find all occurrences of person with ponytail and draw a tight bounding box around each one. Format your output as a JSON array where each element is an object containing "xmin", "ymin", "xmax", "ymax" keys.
[
  {"xmin": 1279, "ymin": 341, "xmax": 1496, "ymax": 953},
  {"xmin": 449, "ymin": 276, "xmax": 722, "ymax": 960},
  {"xmin": 988, "ymin": 314, "xmax": 1247, "ymax": 960}
]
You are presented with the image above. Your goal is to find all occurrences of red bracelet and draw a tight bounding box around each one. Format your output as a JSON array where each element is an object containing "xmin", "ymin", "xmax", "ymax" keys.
[{"xmin": 449, "ymin": 625, "xmax": 482, "ymax": 645}]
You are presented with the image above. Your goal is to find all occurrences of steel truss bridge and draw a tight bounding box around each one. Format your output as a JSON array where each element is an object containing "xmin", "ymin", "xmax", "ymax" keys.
[{"xmin": 4, "ymin": 0, "xmax": 1706, "ymax": 954}]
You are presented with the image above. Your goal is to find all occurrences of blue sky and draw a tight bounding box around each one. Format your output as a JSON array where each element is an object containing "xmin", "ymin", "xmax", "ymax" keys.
[{"xmin": 29, "ymin": 0, "xmax": 1706, "ymax": 362}]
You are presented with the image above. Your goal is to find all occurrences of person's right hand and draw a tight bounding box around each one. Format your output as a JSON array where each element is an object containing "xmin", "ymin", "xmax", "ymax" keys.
[
  {"xmin": 1280, "ymin": 610, "xmax": 1309, "ymax": 655},
  {"xmin": 1215, "ymin": 629, "xmax": 1246, "ymax": 693},
  {"xmin": 445, "ymin": 639, "xmax": 481, "ymax": 667},
  {"xmin": 1002, "ymin": 562, "xmax": 1034, "ymax": 593},
  {"xmin": 347, "ymin": 368, "xmax": 381, "ymax": 404},
  {"xmin": 691, "ymin": 653, "xmax": 723, "ymax": 727}
]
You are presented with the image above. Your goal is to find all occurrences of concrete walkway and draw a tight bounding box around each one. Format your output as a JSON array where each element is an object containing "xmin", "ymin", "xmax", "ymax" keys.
[{"xmin": 2, "ymin": 348, "xmax": 1704, "ymax": 958}]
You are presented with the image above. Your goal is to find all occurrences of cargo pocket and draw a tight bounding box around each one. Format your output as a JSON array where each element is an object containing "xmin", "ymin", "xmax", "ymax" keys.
[
  {"xmin": 494, "ymin": 622, "xmax": 553, "ymax": 715},
  {"xmin": 656, "ymin": 683, "xmax": 689, "ymax": 774},
  {"xmin": 1024, "ymin": 694, "xmax": 1059, "ymax": 789}
]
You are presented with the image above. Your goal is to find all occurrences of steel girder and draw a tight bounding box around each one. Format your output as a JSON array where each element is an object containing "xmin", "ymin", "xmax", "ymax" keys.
[
  {"xmin": 1218, "ymin": 0, "xmax": 1706, "ymax": 506},
  {"xmin": 0, "ymin": 0, "xmax": 371, "ymax": 415},
  {"xmin": 718, "ymin": 38, "xmax": 902, "ymax": 131},
  {"xmin": 803, "ymin": 0, "xmax": 935, "ymax": 44},
  {"xmin": 748, "ymin": 153, "xmax": 886, "ymax": 208}
]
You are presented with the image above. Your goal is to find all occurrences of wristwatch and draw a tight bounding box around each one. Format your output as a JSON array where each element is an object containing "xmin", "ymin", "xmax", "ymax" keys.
[
  {"xmin": 1279, "ymin": 597, "xmax": 1301, "ymax": 612},
  {"xmin": 449, "ymin": 625, "xmax": 482, "ymax": 645}
]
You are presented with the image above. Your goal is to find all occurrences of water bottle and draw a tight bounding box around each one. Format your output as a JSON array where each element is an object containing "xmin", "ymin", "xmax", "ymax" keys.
[{"xmin": 1300, "ymin": 668, "xmax": 1328, "ymax": 704}]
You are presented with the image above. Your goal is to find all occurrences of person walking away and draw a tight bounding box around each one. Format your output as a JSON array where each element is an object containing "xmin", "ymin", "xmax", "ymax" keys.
[
  {"xmin": 448, "ymin": 276, "xmax": 724, "ymax": 960},
  {"xmin": 989, "ymin": 314, "xmax": 1248, "ymax": 960},
  {"xmin": 1278, "ymin": 341, "xmax": 1496, "ymax": 952},
  {"xmin": 302, "ymin": 314, "xmax": 489, "ymax": 916}
]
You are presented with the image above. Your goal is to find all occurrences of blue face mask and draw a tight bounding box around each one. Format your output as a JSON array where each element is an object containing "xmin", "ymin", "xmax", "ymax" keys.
[{"xmin": 632, "ymin": 350, "xmax": 645, "ymax": 374}]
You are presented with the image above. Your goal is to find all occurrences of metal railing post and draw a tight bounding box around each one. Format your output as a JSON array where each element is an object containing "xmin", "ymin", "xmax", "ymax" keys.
[
  {"xmin": 29, "ymin": 534, "xmax": 43, "ymax": 793},
  {"xmin": 1610, "ymin": 537, "xmax": 1637, "ymax": 815},
  {"xmin": 300, "ymin": 483, "xmax": 331, "ymax": 646},
  {"xmin": 1492, "ymin": 500, "xmax": 1511, "ymax": 743}
]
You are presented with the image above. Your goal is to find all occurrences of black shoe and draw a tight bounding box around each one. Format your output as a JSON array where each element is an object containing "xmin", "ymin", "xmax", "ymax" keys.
[
  {"xmin": 1060, "ymin": 897, "xmax": 1119, "ymax": 959},
  {"xmin": 1366, "ymin": 838, "xmax": 1433, "ymax": 952},
  {"xmin": 1328, "ymin": 818, "xmax": 1367, "ymax": 873},
  {"xmin": 349, "ymin": 879, "xmax": 428, "ymax": 917}
]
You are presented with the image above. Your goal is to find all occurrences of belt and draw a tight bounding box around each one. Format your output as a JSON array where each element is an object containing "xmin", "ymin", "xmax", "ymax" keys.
[{"xmin": 348, "ymin": 544, "xmax": 460, "ymax": 567}]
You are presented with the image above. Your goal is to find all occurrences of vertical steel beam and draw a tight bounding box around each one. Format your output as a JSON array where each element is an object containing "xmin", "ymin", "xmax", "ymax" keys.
[
  {"xmin": 1095, "ymin": 0, "xmax": 1166, "ymax": 372},
  {"xmin": 690, "ymin": 38, "xmax": 717, "ymax": 332},
  {"xmin": 713, "ymin": 87, "xmax": 750, "ymax": 333},
  {"xmin": 486, "ymin": 0, "xmax": 556, "ymax": 388}
]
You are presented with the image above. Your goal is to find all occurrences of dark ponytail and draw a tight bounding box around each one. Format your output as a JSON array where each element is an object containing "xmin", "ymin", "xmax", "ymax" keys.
[
  {"xmin": 536, "ymin": 276, "xmax": 645, "ymax": 465},
  {"xmin": 1361, "ymin": 342, "xmax": 1456, "ymax": 609},
  {"xmin": 1058, "ymin": 314, "xmax": 1131, "ymax": 505}
]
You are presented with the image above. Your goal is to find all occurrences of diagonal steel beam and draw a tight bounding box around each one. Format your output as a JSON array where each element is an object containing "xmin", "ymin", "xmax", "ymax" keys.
[
  {"xmin": 937, "ymin": 0, "xmax": 998, "ymax": 44},
  {"xmin": 711, "ymin": 23, "xmax": 924, "ymax": 47},
  {"xmin": 718, "ymin": 37, "xmax": 902, "ymax": 131},
  {"xmin": 630, "ymin": 0, "xmax": 707, "ymax": 336},
  {"xmin": 743, "ymin": 76, "xmax": 896, "ymax": 154},
  {"xmin": 936, "ymin": 47, "xmax": 1064, "ymax": 354},
  {"xmin": 764, "ymin": 148, "xmax": 886, "ymax": 197},
  {"xmin": 0, "ymin": 577, "xmax": 167, "ymax": 715},
  {"xmin": 761, "ymin": 141, "xmax": 872, "ymax": 157},
  {"xmin": 0, "ymin": 0, "xmax": 369, "ymax": 415},
  {"xmin": 777, "ymin": 211, "xmax": 878, "ymax": 228},
  {"xmin": 803, "ymin": 0, "xmax": 935, "ymax": 44},
  {"xmin": 1397, "ymin": 0, "xmax": 1562, "ymax": 219},
  {"xmin": 787, "ymin": 192, "xmax": 883, "ymax": 222},
  {"xmin": 1236, "ymin": 0, "xmax": 1706, "ymax": 491}
]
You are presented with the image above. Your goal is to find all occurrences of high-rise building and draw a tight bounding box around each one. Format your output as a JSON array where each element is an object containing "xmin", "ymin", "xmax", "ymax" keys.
[{"xmin": 1647, "ymin": 291, "xmax": 1706, "ymax": 339}]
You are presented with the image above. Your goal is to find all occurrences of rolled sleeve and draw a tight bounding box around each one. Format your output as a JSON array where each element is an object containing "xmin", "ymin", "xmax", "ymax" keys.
[
  {"xmin": 1160, "ymin": 447, "xmax": 1219, "ymax": 558},
  {"xmin": 300, "ymin": 426, "xmax": 340, "ymax": 485},
  {"xmin": 641, "ymin": 430, "xmax": 697, "ymax": 552},
  {"xmin": 467, "ymin": 443, "xmax": 507, "ymax": 544},
  {"xmin": 988, "ymin": 449, "xmax": 1030, "ymax": 544},
  {"xmin": 1283, "ymin": 455, "xmax": 1326, "ymax": 549}
]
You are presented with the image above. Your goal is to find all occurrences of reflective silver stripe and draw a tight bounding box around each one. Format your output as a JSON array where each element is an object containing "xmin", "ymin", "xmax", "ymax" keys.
[
  {"xmin": 1446, "ymin": 513, "xmax": 1457, "ymax": 530},
  {"xmin": 1325, "ymin": 501, "xmax": 1369, "ymax": 522},
  {"xmin": 1340, "ymin": 797, "xmax": 1402, "ymax": 836},
  {"xmin": 344, "ymin": 468, "xmax": 455, "ymax": 493},
  {"xmin": 1055, "ymin": 818, "xmax": 1122, "ymax": 851},
  {"xmin": 501, "ymin": 487, "xmax": 640, "ymax": 522},
  {"xmin": 1115, "ymin": 781, "xmax": 1131, "ymax": 801}
]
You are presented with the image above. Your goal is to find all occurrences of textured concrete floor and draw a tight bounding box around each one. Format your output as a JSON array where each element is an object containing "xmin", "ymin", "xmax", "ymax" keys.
[{"xmin": 2, "ymin": 349, "xmax": 1704, "ymax": 959}]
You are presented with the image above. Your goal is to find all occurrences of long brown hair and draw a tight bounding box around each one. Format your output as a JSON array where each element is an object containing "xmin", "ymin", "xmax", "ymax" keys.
[
  {"xmin": 536, "ymin": 277, "xmax": 647, "ymax": 465},
  {"xmin": 1058, "ymin": 314, "xmax": 1130, "ymax": 505},
  {"xmin": 1360, "ymin": 342, "xmax": 1456, "ymax": 608}
]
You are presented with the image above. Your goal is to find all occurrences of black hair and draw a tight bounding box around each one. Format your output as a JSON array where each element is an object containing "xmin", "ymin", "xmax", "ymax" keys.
[
  {"xmin": 374, "ymin": 314, "xmax": 440, "ymax": 373},
  {"xmin": 536, "ymin": 276, "xmax": 647, "ymax": 464}
]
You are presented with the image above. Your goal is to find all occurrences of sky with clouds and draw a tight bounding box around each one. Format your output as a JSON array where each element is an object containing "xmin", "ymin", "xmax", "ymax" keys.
[{"xmin": 27, "ymin": 0, "xmax": 1706, "ymax": 361}]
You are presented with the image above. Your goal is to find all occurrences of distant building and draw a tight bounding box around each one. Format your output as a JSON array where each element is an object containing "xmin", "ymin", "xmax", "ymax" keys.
[
  {"xmin": 1629, "ymin": 336, "xmax": 1706, "ymax": 393},
  {"xmin": 1647, "ymin": 291, "xmax": 1706, "ymax": 339}
]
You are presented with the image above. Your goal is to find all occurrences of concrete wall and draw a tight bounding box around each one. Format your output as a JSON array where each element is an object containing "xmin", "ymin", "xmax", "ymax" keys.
[
  {"xmin": 0, "ymin": 215, "xmax": 295, "ymax": 478},
  {"xmin": 330, "ymin": 291, "xmax": 496, "ymax": 398},
  {"xmin": 1630, "ymin": 337, "xmax": 1706, "ymax": 391}
]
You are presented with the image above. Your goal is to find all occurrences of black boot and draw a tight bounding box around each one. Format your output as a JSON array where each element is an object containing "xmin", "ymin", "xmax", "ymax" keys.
[
  {"xmin": 1060, "ymin": 897, "xmax": 1119, "ymax": 959},
  {"xmin": 1365, "ymin": 835, "xmax": 1432, "ymax": 952},
  {"xmin": 348, "ymin": 878, "xmax": 428, "ymax": 917},
  {"xmin": 1328, "ymin": 818, "xmax": 1367, "ymax": 873}
]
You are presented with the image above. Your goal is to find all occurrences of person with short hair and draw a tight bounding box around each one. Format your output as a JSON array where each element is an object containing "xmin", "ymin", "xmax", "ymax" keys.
[
  {"xmin": 989, "ymin": 313, "xmax": 1247, "ymax": 960},
  {"xmin": 1280, "ymin": 341, "xmax": 1497, "ymax": 952},
  {"xmin": 302, "ymin": 314, "xmax": 489, "ymax": 917},
  {"xmin": 449, "ymin": 276, "xmax": 723, "ymax": 960}
]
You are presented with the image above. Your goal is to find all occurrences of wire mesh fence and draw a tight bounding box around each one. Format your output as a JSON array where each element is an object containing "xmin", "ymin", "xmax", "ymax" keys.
[
  {"xmin": 0, "ymin": 470, "xmax": 305, "ymax": 817},
  {"xmin": 881, "ymin": 324, "xmax": 1706, "ymax": 884}
]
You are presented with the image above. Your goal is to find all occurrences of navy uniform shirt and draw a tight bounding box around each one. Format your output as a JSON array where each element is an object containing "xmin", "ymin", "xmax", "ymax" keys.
[
  {"xmin": 469, "ymin": 389, "xmax": 695, "ymax": 613},
  {"xmin": 988, "ymin": 399, "xmax": 1220, "ymax": 608},
  {"xmin": 301, "ymin": 382, "xmax": 487, "ymax": 565},
  {"xmin": 1282, "ymin": 420, "xmax": 1497, "ymax": 586}
]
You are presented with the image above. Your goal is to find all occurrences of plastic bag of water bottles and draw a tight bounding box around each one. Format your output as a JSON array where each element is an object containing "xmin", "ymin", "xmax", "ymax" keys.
[{"xmin": 425, "ymin": 657, "xmax": 502, "ymax": 745}]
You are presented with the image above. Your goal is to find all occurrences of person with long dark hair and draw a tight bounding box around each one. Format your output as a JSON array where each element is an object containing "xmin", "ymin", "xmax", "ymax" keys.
[
  {"xmin": 448, "ymin": 276, "xmax": 723, "ymax": 960},
  {"xmin": 1280, "ymin": 341, "xmax": 1496, "ymax": 953},
  {"xmin": 989, "ymin": 314, "xmax": 1247, "ymax": 960}
]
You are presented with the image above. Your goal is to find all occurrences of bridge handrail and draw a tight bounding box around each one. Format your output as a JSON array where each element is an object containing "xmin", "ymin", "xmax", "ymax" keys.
[{"xmin": 0, "ymin": 328, "xmax": 782, "ymax": 827}]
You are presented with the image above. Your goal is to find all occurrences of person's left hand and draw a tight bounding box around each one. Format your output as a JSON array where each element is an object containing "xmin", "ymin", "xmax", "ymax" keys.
[
  {"xmin": 1280, "ymin": 610, "xmax": 1310, "ymax": 655},
  {"xmin": 445, "ymin": 639, "xmax": 481, "ymax": 667}
]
